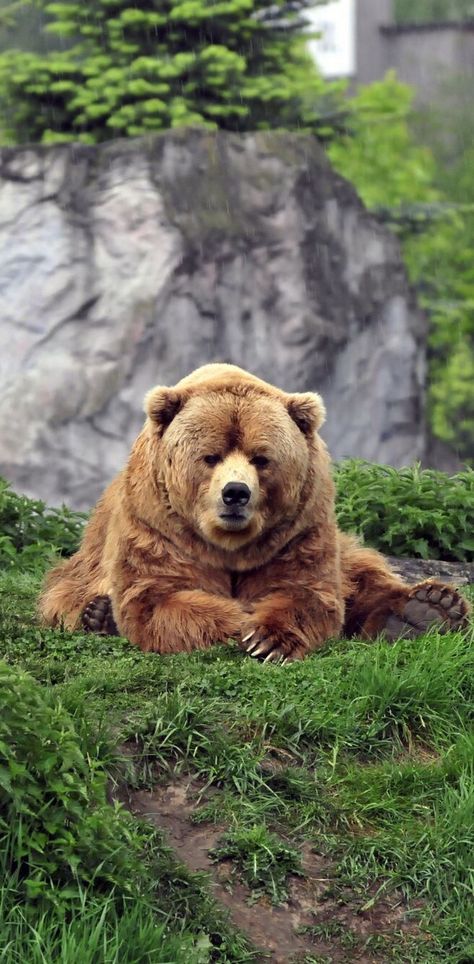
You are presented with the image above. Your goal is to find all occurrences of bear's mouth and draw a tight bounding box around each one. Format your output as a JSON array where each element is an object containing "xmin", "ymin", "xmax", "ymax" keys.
[{"xmin": 219, "ymin": 512, "xmax": 249, "ymax": 530}]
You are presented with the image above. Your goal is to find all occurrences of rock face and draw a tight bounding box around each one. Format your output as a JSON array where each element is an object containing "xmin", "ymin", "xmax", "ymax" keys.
[
  {"xmin": 386, "ymin": 557, "xmax": 474, "ymax": 587},
  {"xmin": 0, "ymin": 130, "xmax": 427, "ymax": 510}
]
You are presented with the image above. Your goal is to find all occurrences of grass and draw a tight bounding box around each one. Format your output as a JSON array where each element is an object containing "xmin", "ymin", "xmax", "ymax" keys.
[
  {"xmin": 1, "ymin": 565, "xmax": 474, "ymax": 962},
  {"xmin": 0, "ymin": 883, "xmax": 210, "ymax": 964},
  {"xmin": 1, "ymin": 465, "xmax": 473, "ymax": 961},
  {"xmin": 210, "ymin": 825, "xmax": 303, "ymax": 903}
]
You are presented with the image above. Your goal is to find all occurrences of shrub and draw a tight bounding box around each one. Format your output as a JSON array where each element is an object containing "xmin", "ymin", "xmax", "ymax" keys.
[
  {"xmin": 328, "ymin": 73, "xmax": 474, "ymax": 464},
  {"xmin": 334, "ymin": 460, "xmax": 474, "ymax": 562},
  {"xmin": 0, "ymin": 659, "xmax": 217, "ymax": 960},
  {"xmin": 0, "ymin": 660, "xmax": 146, "ymax": 905},
  {"xmin": 0, "ymin": 477, "xmax": 85, "ymax": 570}
]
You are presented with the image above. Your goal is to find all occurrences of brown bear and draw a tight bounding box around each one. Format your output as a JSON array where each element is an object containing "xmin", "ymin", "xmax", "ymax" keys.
[{"xmin": 39, "ymin": 363, "xmax": 470, "ymax": 660}]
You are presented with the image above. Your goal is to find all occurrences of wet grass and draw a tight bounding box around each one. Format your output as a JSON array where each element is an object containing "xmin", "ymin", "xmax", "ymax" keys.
[{"xmin": 1, "ymin": 569, "xmax": 474, "ymax": 962}]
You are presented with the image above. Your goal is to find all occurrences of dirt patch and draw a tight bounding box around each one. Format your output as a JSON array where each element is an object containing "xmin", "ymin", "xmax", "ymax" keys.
[{"xmin": 125, "ymin": 776, "xmax": 423, "ymax": 963}]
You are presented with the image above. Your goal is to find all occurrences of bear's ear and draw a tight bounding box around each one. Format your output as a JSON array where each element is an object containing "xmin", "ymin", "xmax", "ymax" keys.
[
  {"xmin": 287, "ymin": 392, "xmax": 326, "ymax": 436},
  {"xmin": 144, "ymin": 386, "xmax": 187, "ymax": 431}
]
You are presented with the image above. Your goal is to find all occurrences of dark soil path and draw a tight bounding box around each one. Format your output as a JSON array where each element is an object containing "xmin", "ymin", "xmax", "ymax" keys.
[{"xmin": 123, "ymin": 776, "xmax": 422, "ymax": 963}]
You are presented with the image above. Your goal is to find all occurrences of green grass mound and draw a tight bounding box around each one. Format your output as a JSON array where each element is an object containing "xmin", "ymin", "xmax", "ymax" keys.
[
  {"xmin": 0, "ymin": 659, "xmax": 213, "ymax": 962},
  {"xmin": 1, "ymin": 467, "xmax": 473, "ymax": 961},
  {"xmin": 1, "ymin": 568, "xmax": 473, "ymax": 961},
  {"xmin": 210, "ymin": 825, "xmax": 303, "ymax": 903}
]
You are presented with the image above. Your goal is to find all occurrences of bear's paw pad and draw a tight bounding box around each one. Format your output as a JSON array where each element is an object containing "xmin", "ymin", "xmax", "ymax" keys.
[
  {"xmin": 384, "ymin": 582, "xmax": 469, "ymax": 642},
  {"xmin": 82, "ymin": 595, "xmax": 119, "ymax": 637}
]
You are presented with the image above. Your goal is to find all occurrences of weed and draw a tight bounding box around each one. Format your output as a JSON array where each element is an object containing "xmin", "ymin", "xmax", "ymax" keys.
[{"xmin": 210, "ymin": 825, "xmax": 303, "ymax": 902}]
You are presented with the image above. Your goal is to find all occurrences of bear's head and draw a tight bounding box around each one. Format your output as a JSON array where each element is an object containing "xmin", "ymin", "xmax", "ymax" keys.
[{"xmin": 142, "ymin": 364, "xmax": 328, "ymax": 556}]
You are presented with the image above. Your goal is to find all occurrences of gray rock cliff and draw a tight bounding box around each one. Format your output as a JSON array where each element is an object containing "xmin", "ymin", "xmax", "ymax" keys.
[{"xmin": 0, "ymin": 130, "xmax": 427, "ymax": 510}]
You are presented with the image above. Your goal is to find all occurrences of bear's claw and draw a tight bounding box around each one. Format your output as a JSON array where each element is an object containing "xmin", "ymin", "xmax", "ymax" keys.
[
  {"xmin": 82, "ymin": 595, "xmax": 119, "ymax": 637},
  {"xmin": 383, "ymin": 581, "xmax": 470, "ymax": 642},
  {"xmin": 244, "ymin": 627, "xmax": 303, "ymax": 663},
  {"xmin": 263, "ymin": 650, "xmax": 285, "ymax": 664}
]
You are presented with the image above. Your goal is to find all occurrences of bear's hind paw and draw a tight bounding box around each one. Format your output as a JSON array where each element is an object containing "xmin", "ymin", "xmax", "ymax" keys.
[
  {"xmin": 82, "ymin": 595, "xmax": 119, "ymax": 637},
  {"xmin": 383, "ymin": 581, "xmax": 470, "ymax": 642}
]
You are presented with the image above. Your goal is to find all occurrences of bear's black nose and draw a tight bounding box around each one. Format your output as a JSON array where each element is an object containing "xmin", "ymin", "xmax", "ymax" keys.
[{"xmin": 222, "ymin": 482, "xmax": 251, "ymax": 506}]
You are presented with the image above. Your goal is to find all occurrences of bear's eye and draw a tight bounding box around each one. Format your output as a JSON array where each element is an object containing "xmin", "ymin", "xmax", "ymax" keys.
[
  {"xmin": 251, "ymin": 455, "xmax": 270, "ymax": 469},
  {"xmin": 203, "ymin": 454, "xmax": 222, "ymax": 466}
]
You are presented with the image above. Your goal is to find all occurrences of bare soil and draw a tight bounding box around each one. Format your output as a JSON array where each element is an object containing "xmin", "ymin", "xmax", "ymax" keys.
[{"xmin": 120, "ymin": 775, "xmax": 424, "ymax": 963}]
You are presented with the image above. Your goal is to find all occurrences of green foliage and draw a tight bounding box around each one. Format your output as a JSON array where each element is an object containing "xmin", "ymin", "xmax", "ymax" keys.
[
  {"xmin": 328, "ymin": 73, "xmax": 474, "ymax": 463},
  {"xmin": 409, "ymin": 79, "xmax": 474, "ymax": 459},
  {"xmin": 0, "ymin": 477, "xmax": 84, "ymax": 570},
  {"xmin": 427, "ymin": 306, "xmax": 474, "ymax": 454},
  {"xmin": 395, "ymin": 0, "xmax": 474, "ymax": 22},
  {"xmin": 0, "ymin": 660, "xmax": 149, "ymax": 904},
  {"xmin": 0, "ymin": 0, "xmax": 341, "ymax": 144},
  {"xmin": 334, "ymin": 460, "xmax": 474, "ymax": 561},
  {"xmin": 328, "ymin": 73, "xmax": 438, "ymax": 209},
  {"xmin": 0, "ymin": 653, "xmax": 235, "ymax": 960},
  {"xmin": 0, "ymin": 883, "xmax": 207, "ymax": 964},
  {"xmin": 1, "ymin": 563, "xmax": 473, "ymax": 959},
  {"xmin": 210, "ymin": 825, "xmax": 302, "ymax": 901}
]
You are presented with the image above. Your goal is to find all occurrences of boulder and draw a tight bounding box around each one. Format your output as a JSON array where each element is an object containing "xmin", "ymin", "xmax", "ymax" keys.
[{"xmin": 0, "ymin": 131, "xmax": 427, "ymax": 509}]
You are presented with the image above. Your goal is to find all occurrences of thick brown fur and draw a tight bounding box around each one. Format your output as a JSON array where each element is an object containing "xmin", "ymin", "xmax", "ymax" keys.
[{"xmin": 39, "ymin": 364, "xmax": 470, "ymax": 660}]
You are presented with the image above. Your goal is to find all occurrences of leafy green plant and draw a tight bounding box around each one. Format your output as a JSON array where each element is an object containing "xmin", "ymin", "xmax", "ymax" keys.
[
  {"xmin": 0, "ymin": 477, "xmax": 85, "ymax": 570},
  {"xmin": 334, "ymin": 460, "xmax": 474, "ymax": 561},
  {"xmin": 210, "ymin": 825, "xmax": 302, "ymax": 902},
  {"xmin": 328, "ymin": 73, "xmax": 438, "ymax": 210},
  {"xmin": 409, "ymin": 79, "xmax": 474, "ymax": 462},
  {"xmin": 395, "ymin": 0, "xmax": 474, "ymax": 22},
  {"xmin": 0, "ymin": 660, "xmax": 149, "ymax": 904},
  {"xmin": 328, "ymin": 73, "xmax": 474, "ymax": 464},
  {"xmin": 0, "ymin": 0, "xmax": 342, "ymax": 145}
]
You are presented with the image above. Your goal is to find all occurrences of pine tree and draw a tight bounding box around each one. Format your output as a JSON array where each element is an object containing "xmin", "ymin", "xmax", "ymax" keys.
[{"xmin": 0, "ymin": 0, "xmax": 340, "ymax": 144}]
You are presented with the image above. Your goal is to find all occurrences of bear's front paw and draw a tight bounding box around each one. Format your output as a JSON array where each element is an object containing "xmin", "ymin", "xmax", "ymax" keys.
[{"xmin": 242, "ymin": 626, "xmax": 305, "ymax": 663}]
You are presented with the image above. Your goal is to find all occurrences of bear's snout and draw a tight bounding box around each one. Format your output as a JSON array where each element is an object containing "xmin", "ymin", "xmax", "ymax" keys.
[
  {"xmin": 221, "ymin": 482, "xmax": 251, "ymax": 507},
  {"xmin": 199, "ymin": 450, "xmax": 261, "ymax": 543}
]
